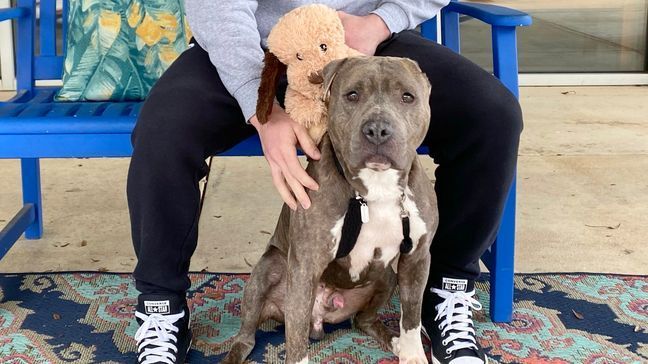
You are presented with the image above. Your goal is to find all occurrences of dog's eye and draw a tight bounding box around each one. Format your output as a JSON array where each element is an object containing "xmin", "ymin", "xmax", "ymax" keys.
[
  {"xmin": 402, "ymin": 92, "xmax": 415, "ymax": 104},
  {"xmin": 320, "ymin": 44, "xmax": 327, "ymax": 52},
  {"xmin": 296, "ymin": 53, "xmax": 304, "ymax": 61},
  {"xmin": 346, "ymin": 91, "xmax": 359, "ymax": 102}
]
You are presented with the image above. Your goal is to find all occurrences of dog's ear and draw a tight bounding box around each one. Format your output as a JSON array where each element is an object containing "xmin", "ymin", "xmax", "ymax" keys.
[
  {"xmin": 399, "ymin": 57, "xmax": 432, "ymax": 91},
  {"xmin": 256, "ymin": 52, "xmax": 287, "ymax": 124},
  {"xmin": 398, "ymin": 57, "xmax": 423, "ymax": 74},
  {"xmin": 321, "ymin": 57, "xmax": 349, "ymax": 104}
]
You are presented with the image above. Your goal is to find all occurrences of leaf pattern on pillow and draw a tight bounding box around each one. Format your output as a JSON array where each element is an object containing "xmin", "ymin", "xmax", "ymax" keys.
[{"xmin": 56, "ymin": 0, "xmax": 191, "ymax": 102}]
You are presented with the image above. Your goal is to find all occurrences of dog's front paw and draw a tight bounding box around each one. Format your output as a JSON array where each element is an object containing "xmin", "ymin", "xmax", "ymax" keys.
[
  {"xmin": 394, "ymin": 325, "xmax": 427, "ymax": 364},
  {"xmin": 391, "ymin": 336, "xmax": 427, "ymax": 364},
  {"xmin": 398, "ymin": 348, "xmax": 427, "ymax": 364},
  {"xmin": 391, "ymin": 336, "xmax": 401, "ymax": 355}
]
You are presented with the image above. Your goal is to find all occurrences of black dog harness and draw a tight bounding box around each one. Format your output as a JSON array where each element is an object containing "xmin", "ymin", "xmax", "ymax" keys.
[{"xmin": 332, "ymin": 153, "xmax": 414, "ymax": 260}]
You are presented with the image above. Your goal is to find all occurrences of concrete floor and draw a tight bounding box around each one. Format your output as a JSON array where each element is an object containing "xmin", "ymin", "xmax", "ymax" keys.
[{"xmin": 0, "ymin": 86, "xmax": 647, "ymax": 274}]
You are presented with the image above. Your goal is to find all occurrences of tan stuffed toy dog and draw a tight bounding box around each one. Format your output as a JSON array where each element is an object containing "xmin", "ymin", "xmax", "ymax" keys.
[{"xmin": 256, "ymin": 4, "xmax": 362, "ymax": 144}]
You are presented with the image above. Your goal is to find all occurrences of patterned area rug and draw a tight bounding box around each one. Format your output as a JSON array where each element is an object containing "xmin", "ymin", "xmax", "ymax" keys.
[{"xmin": 0, "ymin": 273, "xmax": 646, "ymax": 363}]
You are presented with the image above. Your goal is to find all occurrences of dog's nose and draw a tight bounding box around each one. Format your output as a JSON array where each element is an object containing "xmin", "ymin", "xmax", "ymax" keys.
[{"xmin": 362, "ymin": 119, "xmax": 393, "ymax": 145}]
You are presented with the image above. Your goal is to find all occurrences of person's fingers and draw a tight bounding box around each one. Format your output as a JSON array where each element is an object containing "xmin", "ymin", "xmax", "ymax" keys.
[
  {"xmin": 270, "ymin": 164, "xmax": 297, "ymax": 210},
  {"xmin": 283, "ymin": 148, "xmax": 319, "ymax": 191},
  {"xmin": 282, "ymin": 167, "xmax": 311, "ymax": 210},
  {"xmin": 293, "ymin": 124, "xmax": 321, "ymax": 160}
]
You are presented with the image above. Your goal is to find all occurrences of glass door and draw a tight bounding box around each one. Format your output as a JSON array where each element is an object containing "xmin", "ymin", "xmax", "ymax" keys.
[{"xmin": 460, "ymin": 0, "xmax": 648, "ymax": 73}]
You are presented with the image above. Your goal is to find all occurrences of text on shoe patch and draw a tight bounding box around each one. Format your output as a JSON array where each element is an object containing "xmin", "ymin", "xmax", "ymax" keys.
[
  {"xmin": 442, "ymin": 277, "xmax": 468, "ymax": 292},
  {"xmin": 144, "ymin": 300, "xmax": 170, "ymax": 314}
]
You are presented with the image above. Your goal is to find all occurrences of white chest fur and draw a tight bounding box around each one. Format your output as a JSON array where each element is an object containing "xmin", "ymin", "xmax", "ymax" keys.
[{"xmin": 330, "ymin": 168, "xmax": 428, "ymax": 282}]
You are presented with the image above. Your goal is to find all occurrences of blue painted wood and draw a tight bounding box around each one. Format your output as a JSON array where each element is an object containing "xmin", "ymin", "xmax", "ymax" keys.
[
  {"xmin": 40, "ymin": 0, "xmax": 57, "ymax": 56},
  {"xmin": 30, "ymin": 88, "xmax": 57, "ymax": 103},
  {"xmin": 0, "ymin": 134, "xmax": 134, "ymax": 158},
  {"xmin": 62, "ymin": 0, "xmax": 69, "ymax": 58},
  {"xmin": 21, "ymin": 159, "xmax": 43, "ymax": 239},
  {"xmin": 441, "ymin": 8, "xmax": 460, "ymax": 53},
  {"xmin": 45, "ymin": 103, "xmax": 78, "ymax": 117},
  {"xmin": 0, "ymin": 116, "xmax": 134, "ymax": 134},
  {"xmin": 102, "ymin": 103, "xmax": 134, "ymax": 117},
  {"xmin": 0, "ymin": 205, "xmax": 36, "ymax": 259},
  {"xmin": 34, "ymin": 56, "xmax": 64, "ymax": 80},
  {"xmin": 16, "ymin": 104, "xmax": 50, "ymax": 118},
  {"xmin": 16, "ymin": 0, "xmax": 35, "ymax": 94},
  {"xmin": 447, "ymin": 1, "xmax": 532, "ymax": 27},
  {"xmin": 129, "ymin": 103, "xmax": 143, "ymax": 117},
  {"xmin": 490, "ymin": 180, "xmax": 517, "ymax": 322},
  {"xmin": 487, "ymin": 25, "xmax": 520, "ymax": 323},
  {"xmin": 0, "ymin": 6, "xmax": 28, "ymax": 21},
  {"xmin": 420, "ymin": 18, "xmax": 437, "ymax": 42},
  {"xmin": 0, "ymin": 103, "xmax": 28, "ymax": 117},
  {"xmin": 61, "ymin": 0, "xmax": 70, "ymax": 57},
  {"xmin": 492, "ymin": 26, "xmax": 520, "ymax": 97}
]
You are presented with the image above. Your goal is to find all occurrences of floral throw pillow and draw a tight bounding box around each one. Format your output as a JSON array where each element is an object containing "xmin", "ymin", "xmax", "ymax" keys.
[{"xmin": 55, "ymin": 0, "xmax": 192, "ymax": 101}]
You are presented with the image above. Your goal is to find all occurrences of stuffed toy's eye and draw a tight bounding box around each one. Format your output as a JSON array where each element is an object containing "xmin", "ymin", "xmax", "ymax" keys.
[
  {"xmin": 320, "ymin": 44, "xmax": 327, "ymax": 52},
  {"xmin": 346, "ymin": 91, "xmax": 359, "ymax": 102},
  {"xmin": 296, "ymin": 53, "xmax": 304, "ymax": 61},
  {"xmin": 402, "ymin": 92, "xmax": 415, "ymax": 103}
]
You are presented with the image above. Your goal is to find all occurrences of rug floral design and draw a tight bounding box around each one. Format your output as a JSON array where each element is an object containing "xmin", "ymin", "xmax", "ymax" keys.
[{"xmin": 0, "ymin": 273, "xmax": 645, "ymax": 363}]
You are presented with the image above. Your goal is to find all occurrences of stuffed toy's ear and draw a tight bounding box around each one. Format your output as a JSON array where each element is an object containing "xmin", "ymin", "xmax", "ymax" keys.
[
  {"xmin": 256, "ymin": 52, "xmax": 287, "ymax": 124},
  {"xmin": 321, "ymin": 57, "xmax": 350, "ymax": 104}
]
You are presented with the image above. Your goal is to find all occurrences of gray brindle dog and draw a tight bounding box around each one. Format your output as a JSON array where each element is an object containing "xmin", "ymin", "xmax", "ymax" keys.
[{"xmin": 223, "ymin": 56, "xmax": 437, "ymax": 364}]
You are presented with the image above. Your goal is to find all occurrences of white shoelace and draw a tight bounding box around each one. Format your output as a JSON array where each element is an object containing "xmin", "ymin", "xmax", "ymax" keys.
[
  {"xmin": 135, "ymin": 310, "xmax": 185, "ymax": 364},
  {"xmin": 430, "ymin": 288, "xmax": 483, "ymax": 358}
]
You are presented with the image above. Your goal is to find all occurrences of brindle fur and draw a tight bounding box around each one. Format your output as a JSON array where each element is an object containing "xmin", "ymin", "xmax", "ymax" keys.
[{"xmin": 223, "ymin": 57, "xmax": 436, "ymax": 364}]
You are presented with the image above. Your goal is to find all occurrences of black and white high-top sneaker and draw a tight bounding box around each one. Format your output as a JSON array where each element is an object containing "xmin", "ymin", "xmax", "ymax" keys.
[
  {"xmin": 135, "ymin": 294, "xmax": 192, "ymax": 364},
  {"xmin": 422, "ymin": 277, "xmax": 488, "ymax": 364}
]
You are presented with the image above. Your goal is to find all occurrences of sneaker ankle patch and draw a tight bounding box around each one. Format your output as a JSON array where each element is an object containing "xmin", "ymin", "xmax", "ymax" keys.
[
  {"xmin": 144, "ymin": 300, "xmax": 171, "ymax": 314},
  {"xmin": 442, "ymin": 277, "xmax": 468, "ymax": 292}
]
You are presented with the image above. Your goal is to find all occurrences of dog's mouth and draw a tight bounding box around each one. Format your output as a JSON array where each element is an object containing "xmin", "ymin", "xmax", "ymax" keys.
[{"xmin": 363, "ymin": 154, "xmax": 393, "ymax": 171}]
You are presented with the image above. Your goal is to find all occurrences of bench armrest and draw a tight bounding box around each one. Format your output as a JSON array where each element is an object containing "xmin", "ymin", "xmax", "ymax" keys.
[
  {"xmin": 0, "ymin": 7, "xmax": 29, "ymax": 22},
  {"xmin": 446, "ymin": 1, "xmax": 532, "ymax": 27}
]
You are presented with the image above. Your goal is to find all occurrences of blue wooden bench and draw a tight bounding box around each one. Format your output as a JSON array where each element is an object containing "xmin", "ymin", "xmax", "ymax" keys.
[{"xmin": 0, "ymin": 0, "xmax": 531, "ymax": 322}]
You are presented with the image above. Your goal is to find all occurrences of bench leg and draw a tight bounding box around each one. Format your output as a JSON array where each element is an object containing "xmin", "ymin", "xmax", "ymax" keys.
[
  {"xmin": 489, "ymin": 26, "xmax": 520, "ymax": 323},
  {"xmin": 489, "ymin": 179, "xmax": 516, "ymax": 323},
  {"xmin": 21, "ymin": 158, "xmax": 43, "ymax": 239}
]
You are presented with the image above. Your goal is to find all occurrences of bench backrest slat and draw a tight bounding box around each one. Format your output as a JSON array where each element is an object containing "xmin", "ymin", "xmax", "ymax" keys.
[
  {"xmin": 33, "ymin": 0, "xmax": 65, "ymax": 81},
  {"xmin": 16, "ymin": 0, "xmax": 35, "ymax": 91},
  {"xmin": 39, "ymin": 0, "xmax": 57, "ymax": 56}
]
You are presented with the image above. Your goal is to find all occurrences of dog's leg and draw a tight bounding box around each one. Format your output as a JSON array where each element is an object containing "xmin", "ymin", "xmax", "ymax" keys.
[
  {"xmin": 353, "ymin": 268, "xmax": 398, "ymax": 351},
  {"xmin": 284, "ymin": 249, "xmax": 327, "ymax": 364},
  {"xmin": 394, "ymin": 250, "xmax": 431, "ymax": 364},
  {"xmin": 223, "ymin": 247, "xmax": 286, "ymax": 364}
]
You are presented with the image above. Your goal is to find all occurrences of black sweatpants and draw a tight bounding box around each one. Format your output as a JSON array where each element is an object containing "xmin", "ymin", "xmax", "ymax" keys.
[{"xmin": 127, "ymin": 31, "xmax": 523, "ymax": 298}]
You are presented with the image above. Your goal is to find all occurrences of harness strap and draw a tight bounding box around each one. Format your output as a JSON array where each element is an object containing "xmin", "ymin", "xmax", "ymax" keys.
[{"xmin": 331, "ymin": 149, "xmax": 413, "ymax": 259}]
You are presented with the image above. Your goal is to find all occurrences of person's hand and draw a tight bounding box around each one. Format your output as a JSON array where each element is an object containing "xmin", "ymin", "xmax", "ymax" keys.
[
  {"xmin": 250, "ymin": 104, "xmax": 320, "ymax": 210},
  {"xmin": 337, "ymin": 12, "xmax": 391, "ymax": 56}
]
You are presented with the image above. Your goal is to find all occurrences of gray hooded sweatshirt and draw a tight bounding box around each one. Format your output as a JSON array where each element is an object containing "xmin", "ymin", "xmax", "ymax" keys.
[{"xmin": 184, "ymin": 1, "xmax": 449, "ymax": 121}]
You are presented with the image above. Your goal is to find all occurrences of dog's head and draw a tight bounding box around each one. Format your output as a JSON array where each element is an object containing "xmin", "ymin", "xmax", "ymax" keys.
[{"xmin": 323, "ymin": 56, "xmax": 431, "ymax": 177}]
